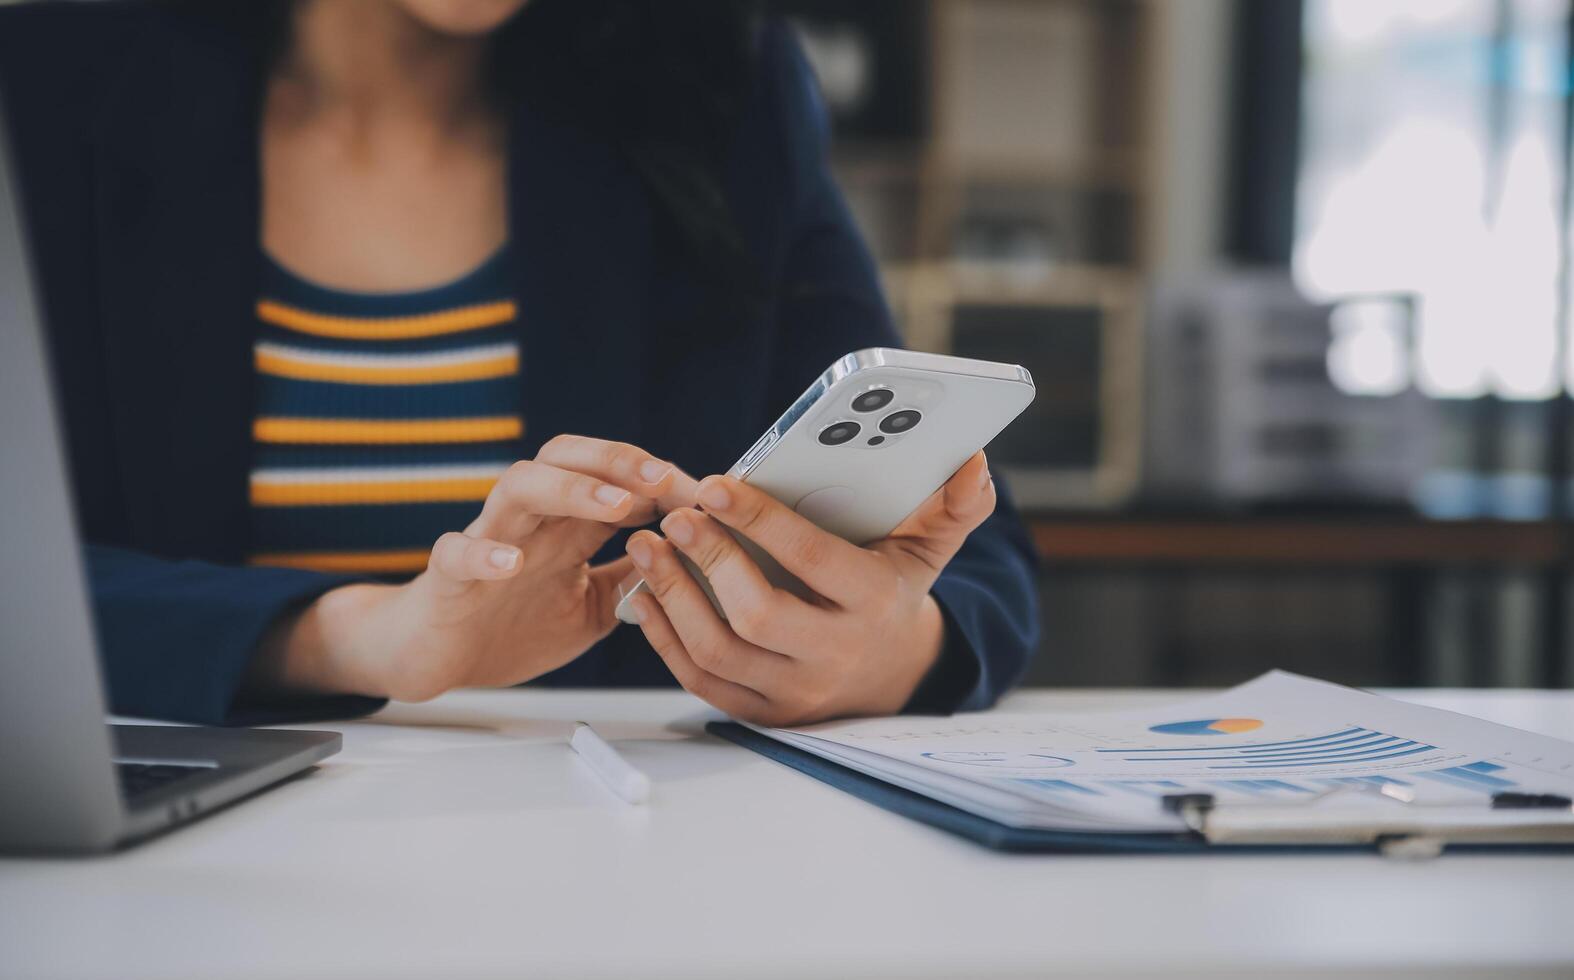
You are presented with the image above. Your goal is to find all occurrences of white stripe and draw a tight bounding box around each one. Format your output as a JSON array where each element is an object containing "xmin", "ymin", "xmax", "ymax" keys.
[
  {"xmin": 250, "ymin": 463, "xmax": 512, "ymax": 485},
  {"xmin": 255, "ymin": 341, "xmax": 519, "ymax": 369}
]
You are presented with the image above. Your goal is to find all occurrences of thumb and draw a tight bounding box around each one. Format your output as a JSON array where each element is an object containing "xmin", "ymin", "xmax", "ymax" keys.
[{"xmin": 874, "ymin": 452, "xmax": 995, "ymax": 584}]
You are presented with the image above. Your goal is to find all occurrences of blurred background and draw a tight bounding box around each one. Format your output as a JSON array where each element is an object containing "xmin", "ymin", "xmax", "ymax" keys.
[{"xmin": 775, "ymin": 0, "xmax": 1574, "ymax": 690}]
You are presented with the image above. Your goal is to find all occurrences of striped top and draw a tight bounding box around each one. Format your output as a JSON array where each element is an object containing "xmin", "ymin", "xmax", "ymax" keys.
[{"xmin": 248, "ymin": 248, "xmax": 522, "ymax": 576}]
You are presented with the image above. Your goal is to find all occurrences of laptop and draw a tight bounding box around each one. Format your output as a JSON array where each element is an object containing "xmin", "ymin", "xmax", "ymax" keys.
[{"xmin": 0, "ymin": 102, "xmax": 340, "ymax": 854}]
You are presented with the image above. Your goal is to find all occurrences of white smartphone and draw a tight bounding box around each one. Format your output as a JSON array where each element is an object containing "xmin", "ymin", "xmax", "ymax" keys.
[{"xmin": 615, "ymin": 347, "xmax": 1036, "ymax": 624}]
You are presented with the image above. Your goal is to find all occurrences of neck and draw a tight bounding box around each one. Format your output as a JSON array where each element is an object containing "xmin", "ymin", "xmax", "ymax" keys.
[{"xmin": 274, "ymin": 0, "xmax": 493, "ymax": 131}]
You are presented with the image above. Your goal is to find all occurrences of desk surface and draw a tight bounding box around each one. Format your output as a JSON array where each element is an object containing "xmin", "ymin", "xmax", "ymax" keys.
[{"xmin": 3, "ymin": 687, "xmax": 1573, "ymax": 980}]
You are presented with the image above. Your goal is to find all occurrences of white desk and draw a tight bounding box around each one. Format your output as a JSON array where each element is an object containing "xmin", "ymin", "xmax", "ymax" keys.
[{"xmin": 3, "ymin": 688, "xmax": 1572, "ymax": 980}]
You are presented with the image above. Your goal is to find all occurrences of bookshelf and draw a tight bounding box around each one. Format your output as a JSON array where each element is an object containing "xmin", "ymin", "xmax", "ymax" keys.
[
  {"xmin": 808, "ymin": 0, "xmax": 1160, "ymax": 273},
  {"xmin": 795, "ymin": 0, "xmax": 1162, "ymax": 508}
]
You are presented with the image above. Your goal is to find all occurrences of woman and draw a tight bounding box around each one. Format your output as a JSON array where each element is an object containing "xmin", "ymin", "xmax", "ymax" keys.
[{"xmin": 0, "ymin": 0, "xmax": 1038, "ymax": 727}]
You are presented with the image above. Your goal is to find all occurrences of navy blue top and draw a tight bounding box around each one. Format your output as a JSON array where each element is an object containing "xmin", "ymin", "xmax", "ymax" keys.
[
  {"xmin": 249, "ymin": 248, "xmax": 524, "ymax": 577},
  {"xmin": 0, "ymin": 3, "xmax": 1041, "ymax": 726}
]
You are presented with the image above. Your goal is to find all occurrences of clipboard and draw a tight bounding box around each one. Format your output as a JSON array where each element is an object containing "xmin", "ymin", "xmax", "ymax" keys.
[{"xmin": 707, "ymin": 722, "xmax": 1574, "ymax": 857}]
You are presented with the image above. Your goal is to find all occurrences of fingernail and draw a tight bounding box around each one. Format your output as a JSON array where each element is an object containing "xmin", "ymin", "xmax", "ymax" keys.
[
  {"xmin": 627, "ymin": 535, "xmax": 653, "ymax": 569},
  {"xmin": 698, "ymin": 479, "xmax": 731, "ymax": 512},
  {"xmin": 662, "ymin": 512, "xmax": 694, "ymax": 546},
  {"xmin": 595, "ymin": 484, "xmax": 632, "ymax": 507},
  {"xmin": 978, "ymin": 462, "xmax": 992, "ymax": 489},
  {"xmin": 640, "ymin": 460, "xmax": 673, "ymax": 484},
  {"xmin": 628, "ymin": 596, "xmax": 647, "ymax": 624},
  {"xmin": 489, "ymin": 547, "xmax": 519, "ymax": 570}
]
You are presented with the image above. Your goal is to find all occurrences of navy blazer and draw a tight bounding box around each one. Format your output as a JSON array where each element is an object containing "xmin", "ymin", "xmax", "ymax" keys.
[{"xmin": 0, "ymin": 2, "xmax": 1039, "ymax": 725}]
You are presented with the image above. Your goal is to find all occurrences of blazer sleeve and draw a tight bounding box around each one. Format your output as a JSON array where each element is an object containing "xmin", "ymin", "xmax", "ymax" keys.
[
  {"xmin": 0, "ymin": 9, "xmax": 383, "ymax": 728},
  {"xmin": 86, "ymin": 545, "xmax": 385, "ymax": 726},
  {"xmin": 758, "ymin": 23, "xmax": 1041, "ymax": 713}
]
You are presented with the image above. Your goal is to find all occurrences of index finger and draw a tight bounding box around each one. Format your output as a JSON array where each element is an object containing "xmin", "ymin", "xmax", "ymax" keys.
[
  {"xmin": 536, "ymin": 435, "xmax": 700, "ymax": 526},
  {"xmin": 466, "ymin": 459, "xmax": 637, "ymax": 542},
  {"xmin": 535, "ymin": 434, "xmax": 678, "ymax": 497},
  {"xmin": 653, "ymin": 467, "xmax": 701, "ymax": 520},
  {"xmin": 692, "ymin": 475, "xmax": 883, "ymax": 604}
]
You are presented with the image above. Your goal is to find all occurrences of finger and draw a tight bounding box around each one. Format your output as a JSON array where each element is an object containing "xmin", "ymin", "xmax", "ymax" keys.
[
  {"xmin": 613, "ymin": 496, "xmax": 663, "ymax": 528},
  {"xmin": 875, "ymin": 452, "xmax": 996, "ymax": 586},
  {"xmin": 606, "ymin": 477, "xmax": 695, "ymax": 529},
  {"xmin": 659, "ymin": 508, "xmax": 823, "ymax": 651},
  {"xmin": 535, "ymin": 434, "xmax": 679, "ymax": 498},
  {"xmin": 692, "ymin": 475, "xmax": 883, "ymax": 605},
  {"xmin": 531, "ymin": 514, "xmax": 622, "ymax": 566},
  {"xmin": 425, "ymin": 531, "xmax": 522, "ymax": 588},
  {"xmin": 654, "ymin": 467, "xmax": 701, "ymax": 518},
  {"xmin": 626, "ymin": 591, "xmax": 774, "ymax": 719},
  {"xmin": 625, "ymin": 530, "xmax": 791, "ymax": 691},
  {"xmin": 587, "ymin": 555, "xmax": 637, "ymax": 632},
  {"xmin": 467, "ymin": 459, "xmax": 637, "ymax": 541}
]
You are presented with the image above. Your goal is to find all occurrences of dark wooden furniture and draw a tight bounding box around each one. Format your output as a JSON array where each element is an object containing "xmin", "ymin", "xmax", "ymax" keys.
[{"xmin": 1026, "ymin": 515, "xmax": 1571, "ymax": 687}]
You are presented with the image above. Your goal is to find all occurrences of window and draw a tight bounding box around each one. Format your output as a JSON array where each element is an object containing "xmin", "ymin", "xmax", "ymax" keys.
[{"xmin": 1295, "ymin": 0, "xmax": 1569, "ymax": 401}]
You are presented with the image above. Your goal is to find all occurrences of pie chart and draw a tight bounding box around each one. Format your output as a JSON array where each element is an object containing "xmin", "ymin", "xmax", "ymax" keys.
[{"xmin": 1149, "ymin": 718, "xmax": 1263, "ymax": 736}]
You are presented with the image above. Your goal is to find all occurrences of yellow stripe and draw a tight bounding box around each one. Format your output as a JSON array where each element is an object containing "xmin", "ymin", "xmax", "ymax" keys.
[
  {"xmin": 251, "ymin": 476, "xmax": 499, "ymax": 506},
  {"xmin": 254, "ymin": 417, "xmax": 522, "ymax": 444},
  {"xmin": 256, "ymin": 299, "xmax": 517, "ymax": 340},
  {"xmin": 249, "ymin": 550, "xmax": 431, "ymax": 574},
  {"xmin": 256, "ymin": 350, "xmax": 518, "ymax": 385}
]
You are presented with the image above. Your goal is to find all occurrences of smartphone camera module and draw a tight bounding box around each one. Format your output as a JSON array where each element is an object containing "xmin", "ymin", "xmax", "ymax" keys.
[
  {"xmin": 878, "ymin": 409, "xmax": 922, "ymax": 435},
  {"xmin": 818, "ymin": 420, "xmax": 861, "ymax": 446},
  {"xmin": 851, "ymin": 387, "xmax": 895, "ymax": 413}
]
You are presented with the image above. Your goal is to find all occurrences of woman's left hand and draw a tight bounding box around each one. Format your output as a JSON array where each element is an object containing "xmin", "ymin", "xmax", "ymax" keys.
[{"xmin": 624, "ymin": 452, "xmax": 996, "ymax": 726}]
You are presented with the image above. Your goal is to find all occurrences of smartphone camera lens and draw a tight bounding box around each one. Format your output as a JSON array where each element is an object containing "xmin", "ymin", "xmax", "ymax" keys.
[
  {"xmin": 878, "ymin": 409, "xmax": 922, "ymax": 435},
  {"xmin": 818, "ymin": 420, "xmax": 861, "ymax": 446},
  {"xmin": 851, "ymin": 387, "xmax": 895, "ymax": 413}
]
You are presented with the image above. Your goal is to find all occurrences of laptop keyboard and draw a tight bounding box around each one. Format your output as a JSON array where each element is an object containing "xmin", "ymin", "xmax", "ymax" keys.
[{"xmin": 115, "ymin": 762, "xmax": 208, "ymax": 801}]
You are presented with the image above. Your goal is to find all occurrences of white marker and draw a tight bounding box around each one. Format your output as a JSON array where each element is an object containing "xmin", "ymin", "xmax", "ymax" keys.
[{"xmin": 570, "ymin": 722, "xmax": 651, "ymax": 805}]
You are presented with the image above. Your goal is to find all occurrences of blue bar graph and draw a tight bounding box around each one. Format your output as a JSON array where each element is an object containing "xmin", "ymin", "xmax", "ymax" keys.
[
  {"xmin": 1253, "ymin": 779, "xmax": 1316, "ymax": 792},
  {"xmin": 1359, "ymin": 775, "xmax": 1410, "ymax": 787},
  {"xmin": 1021, "ymin": 779, "xmax": 1101, "ymax": 795},
  {"xmin": 1145, "ymin": 741, "xmax": 1426, "ymax": 765},
  {"xmin": 1436, "ymin": 763, "xmax": 1516, "ymax": 789},
  {"xmin": 1211, "ymin": 780, "xmax": 1267, "ymax": 795},
  {"xmin": 1106, "ymin": 780, "xmax": 1187, "ymax": 797},
  {"xmin": 1237, "ymin": 731, "xmax": 1389, "ymax": 754},
  {"xmin": 1234, "ymin": 735, "xmax": 1402, "ymax": 759},
  {"xmin": 1210, "ymin": 744, "xmax": 1437, "ymax": 768}
]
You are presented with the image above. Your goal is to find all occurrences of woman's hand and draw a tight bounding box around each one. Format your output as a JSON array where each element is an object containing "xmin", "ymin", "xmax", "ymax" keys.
[
  {"xmin": 253, "ymin": 436, "xmax": 696, "ymax": 702},
  {"xmin": 623, "ymin": 452, "xmax": 996, "ymax": 726}
]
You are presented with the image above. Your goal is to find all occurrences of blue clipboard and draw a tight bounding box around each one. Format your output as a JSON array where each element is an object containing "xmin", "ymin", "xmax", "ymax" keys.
[{"xmin": 706, "ymin": 722, "xmax": 1574, "ymax": 855}]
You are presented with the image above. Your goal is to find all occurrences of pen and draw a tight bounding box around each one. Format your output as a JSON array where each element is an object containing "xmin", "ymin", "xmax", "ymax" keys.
[{"xmin": 569, "ymin": 722, "xmax": 651, "ymax": 805}]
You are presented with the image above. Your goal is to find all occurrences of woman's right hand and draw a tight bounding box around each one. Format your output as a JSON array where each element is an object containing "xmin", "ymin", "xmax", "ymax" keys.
[{"xmin": 251, "ymin": 436, "xmax": 696, "ymax": 702}]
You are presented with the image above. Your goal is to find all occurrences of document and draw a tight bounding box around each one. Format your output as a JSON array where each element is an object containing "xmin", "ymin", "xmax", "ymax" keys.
[{"xmin": 751, "ymin": 672, "xmax": 1574, "ymax": 833}]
